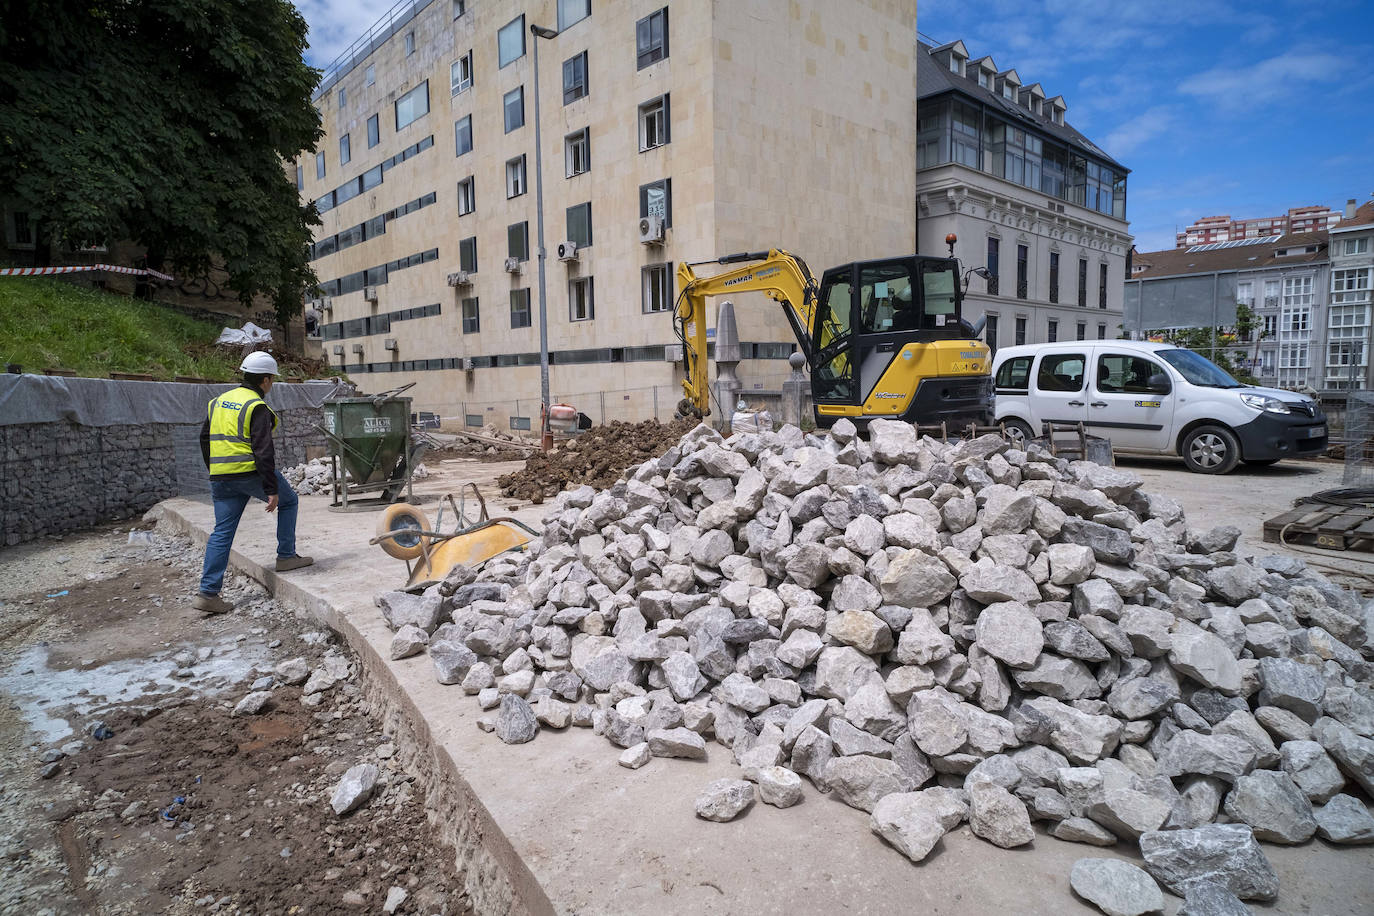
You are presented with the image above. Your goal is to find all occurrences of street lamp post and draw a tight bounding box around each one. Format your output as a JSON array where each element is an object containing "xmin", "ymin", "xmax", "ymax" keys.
[{"xmin": 530, "ymin": 23, "xmax": 558, "ymax": 449}]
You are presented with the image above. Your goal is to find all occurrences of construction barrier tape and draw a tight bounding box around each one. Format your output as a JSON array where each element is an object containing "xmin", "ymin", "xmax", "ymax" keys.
[{"xmin": 0, "ymin": 264, "xmax": 175, "ymax": 281}]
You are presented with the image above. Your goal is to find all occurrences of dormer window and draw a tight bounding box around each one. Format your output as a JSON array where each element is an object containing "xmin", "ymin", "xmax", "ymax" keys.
[
  {"xmin": 1032, "ymin": 98, "xmax": 1042, "ymax": 116},
  {"xmin": 1002, "ymin": 83, "xmax": 1014, "ymax": 100},
  {"xmin": 978, "ymin": 69, "xmax": 991, "ymax": 89},
  {"xmin": 949, "ymin": 54, "xmax": 964, "ymax": 76}
]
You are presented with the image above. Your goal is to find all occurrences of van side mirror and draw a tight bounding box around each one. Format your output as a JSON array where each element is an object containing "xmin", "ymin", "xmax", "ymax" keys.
[{"xmin": 1147, "ymin": 373, "xmax": 1172, "ymax": 394}]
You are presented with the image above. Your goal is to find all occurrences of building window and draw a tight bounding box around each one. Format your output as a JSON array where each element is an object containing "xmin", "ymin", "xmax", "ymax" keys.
[
  {"xmin": 295, "ymin": 164, "xmax": 303, "ymax": 191},
  {"xmin": 558, "ymin": 0, "xmax": 589, "ymax": 29},
  {"xmin": 1047, "ymin": 318, "xmax": 1058, "ymax": 342},
  {"xmin": 1076, "ymin": 321, "xmax": 1086, "ymax": 340},
  {"xmin": 1344, "ymin": 237, "xmax": 1371, "ymax": 256},
  {"xmin": 339, "ymin": 133, "xmax": 351, "ymax": 165},
  {"xmin": 565, "ymin": 128, "xmax": 590, "ymax": 177},
  {"xmin": 1077, "ymin": 258, "xmax": 1088, "ymax": 307},
  {"xmin": 569, "ymin": 276, "xmax": 594, "ymax": 321},
  {"xmin": 365, "ymin": 64, "xmax": 375, "ymax": 86},
  {"xmin": 504, "ymin": 86, "xmax": 525, "ymax": 132},
  {"xmin": 404, "ymin": 31, "xmax": 415, "ymax": 55},
  {"xmin": 461, "ymin": 297, "xmax": 480, "ymax": 333},
  {"xmin": 508, "ymin": 221, "xmax": 529, "ymax": 261},
  {"xmin": 1332, "ymin": 267, "xmax": 1373, "ymax": 304},
  {"xmin": 639, "ymin": 179, "xmax": 672, "ymax": 226},
  {"xmin": 453, "ymin": 0, "xmax": 466, "ymax": 19},
  {"xmin": 457, "ymin": 176, "xmax": 475, "ymax": 215},
  {"xmin": 1236, "ymin": 281, "xmax": 1254, "ymax": 307},
  {"xmin": 498, "ymin": 15, "xmax": 525, "ymax": 68},
  {"xmin": 985, "ymin": 314, "xmax": 999, "ymax": 356},
  {"xmin": 1098, "ymin": 263, "xmax": 1108, "ymax": 309},
  {"xmin": 986, "ymin": 238, "xmax": 999, "ymax": 295},
  {"xmin": 1097, "ymin": 322, "xmax": 1107, "ymax": 339},
  {"xmin": 338, "ymin": 87, "xmax": 347, "ymax": 108},
  {"xmin": 459, "ymin": 236, "xmax": 477, "ymax": 273},
  {"xmin": 1016, "ymin": 244, "xmax": 1028, "ymax": 299},
  {"xmin": 315, "ymin": 151, "xmax": 326, "ymax": 180},
  {"xmin": 563, "ymin": 51, "xmax": 588, "ymax": 104},
  {"xmin": 1049, "ymin": 251, "xmax": 1059, "ymax": 303},
  {"xmin": 642, "ymin": 263, "xmax": 672, "ymax": 312},
  {"xmin": 636, "ymin": 8, "xmax": 668, "ymax": 69},
  {"xmin": 367, "ymin": 114, "xmax": 380, "ymax": 148},
  {"xmin": 506, "ymin": 155, "xmax": 526, "ymax": 198},
  {"xmin": 394, "ymin": 81, "xmax": 429, "ymax": 130},
  {"xmin": 454, "ymin": 115, "xmax": 472, "ymax": 156},
  {"xmin": 451, "ymin": 52, "xmax": 473, "ymax": 95},
  {"xmin": 639, "ymin": 95, "xmax": 669, "ymax": 151},
  {"xmin": 566, "ymin": 201, "xmax": 592, "ymax": 247},
  {"xmin": 1015, "ymin": 316, "xmax": 1027, "ymax": 345},
  {"xmin": 510, "ymin": 288, "xmax": 532, "ymax": 328},
  {"xmin": 1262, "ymin": 314, "xmax": 1277, "ymax": 337}
]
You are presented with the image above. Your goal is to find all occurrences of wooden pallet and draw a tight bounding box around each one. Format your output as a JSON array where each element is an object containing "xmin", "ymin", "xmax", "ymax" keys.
[{"xmin": 1263, "ymin": 502, "xmax": 1374, "ymax": 552}]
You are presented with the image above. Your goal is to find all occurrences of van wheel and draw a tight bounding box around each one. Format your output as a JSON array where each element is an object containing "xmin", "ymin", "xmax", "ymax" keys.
[
  {"xmin": 376, "ymin": 503, "xmax": 431, "ymax": 560},
  {"xmin": 1181, "ymin": 425, "xmax": 1240, "ymax": 474},
  {"xmin": 1001, "ymin": 418, "xmax": 1034, "ymax": 449}
]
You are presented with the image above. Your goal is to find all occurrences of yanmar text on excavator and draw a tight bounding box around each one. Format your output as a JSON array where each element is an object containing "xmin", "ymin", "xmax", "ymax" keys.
[{"xmin": 674, "ymin": 249, "xmax": 993, "ymax": 429}]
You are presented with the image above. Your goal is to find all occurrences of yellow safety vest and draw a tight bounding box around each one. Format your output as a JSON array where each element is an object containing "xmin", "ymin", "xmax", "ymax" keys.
[{"xmin": 207, "ymin": 386, "xmax": 278, "ymax": 476}]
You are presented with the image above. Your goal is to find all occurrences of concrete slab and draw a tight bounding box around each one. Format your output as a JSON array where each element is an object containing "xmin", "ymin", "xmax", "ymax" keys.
[{"xmin": 152, "ymin": 460, "xmax": 1374, "ymax": 916}]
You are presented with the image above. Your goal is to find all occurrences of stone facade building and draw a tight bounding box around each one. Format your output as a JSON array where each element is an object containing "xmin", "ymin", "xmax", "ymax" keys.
[
  {"xmin": 301, "ymin": 0, "xmax": 919, "ymax": 428},
  {"xmin": 913, "ymin": 40, "xmax": 1132, "ymax": 357}
]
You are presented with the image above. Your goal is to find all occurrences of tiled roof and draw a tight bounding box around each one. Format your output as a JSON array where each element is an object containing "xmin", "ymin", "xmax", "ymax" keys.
[
  {"xmin": 1131, "ymin": 232, "xmax": 1329, "ymax": 278},
  {"xmin": 917, "ymin": 41, "xmax": 1125, "ymax": 171},
  {"xmin": 1334, "ymin": 201, "xmax": 1374, "ymax": 230}
]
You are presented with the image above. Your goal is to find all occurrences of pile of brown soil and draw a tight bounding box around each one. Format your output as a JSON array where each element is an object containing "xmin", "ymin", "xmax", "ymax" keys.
[{"xmin": 497, "ymin": 417, "xmax": 696, "ymax": 503}]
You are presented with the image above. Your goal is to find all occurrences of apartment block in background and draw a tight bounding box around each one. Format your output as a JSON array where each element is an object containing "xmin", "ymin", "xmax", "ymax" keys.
[
  {"xmin": 298, "ymin": 0, "xmax": 918, "ymax": 428},
  {"xmin": 914, "ymin": 40, "xmax": 1132, "ymax": 356},
  {"xmin": 1174, "ymin": 205, "xmax": 1342, "ymax": 248}
]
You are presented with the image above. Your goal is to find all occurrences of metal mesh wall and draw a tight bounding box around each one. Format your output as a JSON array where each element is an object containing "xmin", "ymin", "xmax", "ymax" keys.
[{"xmin": 1343, "ymin": 390, "xmax": 1374, "ymax": 486}]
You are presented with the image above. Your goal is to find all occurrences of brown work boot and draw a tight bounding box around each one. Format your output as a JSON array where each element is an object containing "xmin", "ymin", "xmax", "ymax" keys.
[
  {"xmin": 193, "ymin": 593, "xmax": 234, "ymax": 615},
  {"xmin": 275, "ymin": 554, "xmax": 314, "ymax": 572}
]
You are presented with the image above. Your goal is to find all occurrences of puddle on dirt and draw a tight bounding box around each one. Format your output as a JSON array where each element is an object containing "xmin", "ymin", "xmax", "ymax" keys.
[{"xmin": 0, "ymin": 635, "xmax": 273, "ymax": 744}]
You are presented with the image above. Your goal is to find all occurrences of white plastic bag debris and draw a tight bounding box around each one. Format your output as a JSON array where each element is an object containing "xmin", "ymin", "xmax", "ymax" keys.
[{"xmin": 215, "ymin": 322, "xmax": 273, "ymax": 346}]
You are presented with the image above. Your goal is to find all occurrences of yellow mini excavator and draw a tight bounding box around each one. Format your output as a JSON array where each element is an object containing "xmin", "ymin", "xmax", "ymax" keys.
[{"xmin": 674, "ymin": 249, "xmax": 992, "ymax": 428}]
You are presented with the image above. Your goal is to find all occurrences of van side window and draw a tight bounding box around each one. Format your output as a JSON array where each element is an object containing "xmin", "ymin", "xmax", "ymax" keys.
[
  {"xmin": 1096, "ymin": 354, "xmax": 1163, "ymax": 393},
  {"xmin": 995, "ymin": 355, "xmax": 1032, "ymax": 390},
  {"xmin": 1036, "ymin": 353, "xmax": 1086, "ymax": 392}
]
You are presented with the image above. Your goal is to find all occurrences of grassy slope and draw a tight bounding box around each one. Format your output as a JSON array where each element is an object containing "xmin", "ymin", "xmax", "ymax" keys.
[{"xmin": 0, "ymin": 277, "xmax": 241, "ymax": 380}]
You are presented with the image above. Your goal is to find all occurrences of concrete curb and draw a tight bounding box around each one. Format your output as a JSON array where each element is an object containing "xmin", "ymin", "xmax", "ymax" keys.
[{"xmin": 150, "ymin": 500, "xmax": 555, "ymax": 916}]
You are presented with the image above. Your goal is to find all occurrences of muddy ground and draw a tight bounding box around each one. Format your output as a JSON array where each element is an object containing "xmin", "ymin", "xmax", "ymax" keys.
[{"xmin": 0, "ymin": 522, "xmax": 470, "ymax": 915}]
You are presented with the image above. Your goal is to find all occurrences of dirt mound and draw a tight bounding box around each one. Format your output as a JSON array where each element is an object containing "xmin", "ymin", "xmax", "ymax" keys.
[{"xmin": 498, "ymin": 417, "xmax": 696, "ymax": 502}]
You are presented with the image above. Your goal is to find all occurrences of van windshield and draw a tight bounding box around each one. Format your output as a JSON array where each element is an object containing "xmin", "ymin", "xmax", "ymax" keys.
[{"xmin": 1157, "ymin": 348, "xmax": 1243, "ymax": 388}]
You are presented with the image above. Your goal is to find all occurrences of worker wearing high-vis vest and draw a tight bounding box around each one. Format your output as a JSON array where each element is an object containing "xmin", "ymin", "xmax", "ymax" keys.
[{"xmin": 193, "ymin": 351, "xmax": 313, "ymax": 614}]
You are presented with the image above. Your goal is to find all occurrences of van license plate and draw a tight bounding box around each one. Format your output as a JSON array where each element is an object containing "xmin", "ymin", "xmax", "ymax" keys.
[{"xmin": 1308, "ymin": 426, "xmax": 1326, "ymax": 438}]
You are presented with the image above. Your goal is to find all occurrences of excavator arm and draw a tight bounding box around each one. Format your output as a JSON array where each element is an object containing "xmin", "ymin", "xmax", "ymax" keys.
[{"xmin": 674, "ymin": 249, "xmax": 825, "ymax": 416}]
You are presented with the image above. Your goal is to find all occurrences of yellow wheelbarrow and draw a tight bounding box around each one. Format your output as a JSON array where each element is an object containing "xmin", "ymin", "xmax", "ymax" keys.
[{"xmin": 369, "ymin": 483, "xmax": 537, "ymax": 590}]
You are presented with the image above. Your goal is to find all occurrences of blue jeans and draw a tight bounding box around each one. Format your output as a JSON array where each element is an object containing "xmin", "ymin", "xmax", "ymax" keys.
[{"xmin": 198, "ymin": 470, "xmax": 299, "ymax": 596}]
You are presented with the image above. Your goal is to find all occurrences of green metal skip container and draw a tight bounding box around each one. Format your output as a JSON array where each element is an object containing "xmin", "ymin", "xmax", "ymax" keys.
[{"xmin": 320, "ymin": 386, "xmax": 423, "ymax": 510}]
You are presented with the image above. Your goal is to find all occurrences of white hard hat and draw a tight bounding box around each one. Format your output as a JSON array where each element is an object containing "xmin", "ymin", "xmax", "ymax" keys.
[{"xmin": 240, "ymin": 351, "xmax": 280, "ymax": 375}]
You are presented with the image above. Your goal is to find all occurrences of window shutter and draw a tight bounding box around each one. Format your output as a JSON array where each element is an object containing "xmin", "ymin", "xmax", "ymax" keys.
[{"xmin": 663, "ymin": 93, "xmax": 671, "ymax": 144}]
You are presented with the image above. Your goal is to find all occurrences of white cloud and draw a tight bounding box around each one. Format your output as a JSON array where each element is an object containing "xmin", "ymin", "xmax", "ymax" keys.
[
  {"xmin": 1178, "ymin": 50, "xmax": 1345, "ymax": 109},
  {"xmin": 296, "ymin": 0, "xmax": 388, "ymax": 69},
  {"xmin": 1102, "ymin": 106, "xmax": 1175, "ymax": 159}
]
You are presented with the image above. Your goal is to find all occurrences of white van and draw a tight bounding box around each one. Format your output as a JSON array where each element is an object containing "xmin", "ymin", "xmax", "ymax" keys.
[{"xmin": 990, "ymin": 341, "xmax": 1327, "ymax": 473}]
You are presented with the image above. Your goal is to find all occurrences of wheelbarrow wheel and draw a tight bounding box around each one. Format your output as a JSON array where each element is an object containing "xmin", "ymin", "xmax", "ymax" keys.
[{"xmin": 376, "ymin": 503, "xmax": 431, "ymax": 560}]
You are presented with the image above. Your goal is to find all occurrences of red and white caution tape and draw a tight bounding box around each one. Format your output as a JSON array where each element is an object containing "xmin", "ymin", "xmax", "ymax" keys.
[{"xmin": 0, "ymin": 264, "xmax": 175, "ymax": 281}]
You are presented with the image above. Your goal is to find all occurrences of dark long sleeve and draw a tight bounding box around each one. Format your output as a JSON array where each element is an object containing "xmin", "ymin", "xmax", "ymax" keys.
[
  {"xmin": 200, "ymin": 416, "xmax": 211, "ymax": 469},
  {"xmin": 248, "ymin": 406, "xmax": 278, "ymax": 495}
]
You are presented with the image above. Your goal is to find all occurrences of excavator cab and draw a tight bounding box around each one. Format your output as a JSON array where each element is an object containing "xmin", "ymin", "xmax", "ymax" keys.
[{"xmin": 810, "ymin": 255, "xmax": 991, "ymax": 427}]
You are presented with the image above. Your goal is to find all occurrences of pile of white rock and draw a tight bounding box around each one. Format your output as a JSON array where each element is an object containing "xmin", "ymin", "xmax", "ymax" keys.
[
  {"xmin": 284, "ymin": 458, "xmax": 427, "ymax": 495},
  {"xmin": 376, "ymin": 419, "xmax": 1374, "ymax": 913}
]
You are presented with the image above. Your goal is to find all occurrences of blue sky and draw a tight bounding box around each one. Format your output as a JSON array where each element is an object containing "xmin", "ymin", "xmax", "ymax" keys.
[
  {"xmin": 920, "ymin": 0, "xmax": 1374, "ymax": 252},
  {"xmin": 296, "ymin": 0, "xmax": 1374, "ymax": 254}
]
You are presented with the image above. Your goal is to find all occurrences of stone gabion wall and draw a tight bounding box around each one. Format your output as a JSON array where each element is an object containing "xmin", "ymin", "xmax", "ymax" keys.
[{"xmin": 1, "ymin": 409, "xmax": 325, "ymax": 547}]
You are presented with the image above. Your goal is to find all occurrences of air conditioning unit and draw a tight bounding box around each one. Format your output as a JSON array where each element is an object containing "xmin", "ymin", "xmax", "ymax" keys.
[
  {"xmin": 384, "ymin": 338, "xmax": 398, "ymax": 352},
  {"xmin": 332, "ymin": 344, "xmax": 344, "ymax": 356},
  {"xmin": 664, "ymin": 343, "xmax": 684, "ymax": 362},
  {"xmin": 446, "ymin": 270, "xmax": 472, "ymax": 287},
  {"xmin": 460, "ymin": 357, "xmax": 475, "ymax": 371},
  {"xmin": 504, "ymin": 257, "xmax": 522, "ymax": 273},
  {"xmin": 638, "ymin": 215, "xmax": 665, "ymax": 244},
  {"xmin": 362, "ymin": 285, "xmax": 379, "ymax": 303},
  {"xmin": 351, "ymin": 343, "xmax": 365, "ymax": 354},
  {"xmin": 321, "ymin": 298, "xmax": 334, "ymax": 312},
  {"xmin": 557, "ymin": 240, "xmax": 579, "ymax": 261}
]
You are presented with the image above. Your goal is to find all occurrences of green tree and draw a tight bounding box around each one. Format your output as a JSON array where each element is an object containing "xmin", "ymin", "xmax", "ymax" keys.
[
  {"xmin": 1146, "ymin": 302, "xmax": 1264, "ymax": 385},
  {"xmin": 0, "ymin": 0, "xmax": 323, "ymax": 325}
]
